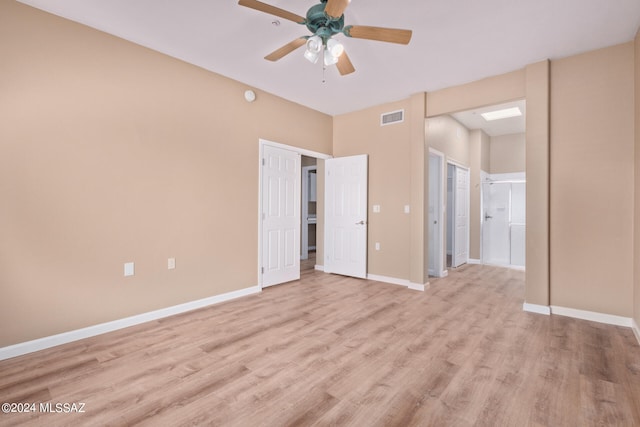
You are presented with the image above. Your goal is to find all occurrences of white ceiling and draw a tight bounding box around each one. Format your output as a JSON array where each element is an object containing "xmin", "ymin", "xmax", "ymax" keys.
[
  {"xmin": 17, "ymin": 0, "xmax": 640, "ymax": 116},
  {"xmin": 452, "ymin": 99, "xmax": 526, "ymax": 137}
]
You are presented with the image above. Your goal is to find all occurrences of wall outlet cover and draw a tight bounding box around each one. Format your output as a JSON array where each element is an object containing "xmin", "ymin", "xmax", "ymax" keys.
[{"xmin": 124, "ymin": 262, "xmax": 135, "ymax": 277}]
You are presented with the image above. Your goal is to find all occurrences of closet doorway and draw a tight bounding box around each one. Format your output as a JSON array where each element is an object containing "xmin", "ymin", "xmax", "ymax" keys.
[
  {"xmin": 446, "ymin": 163, "xmax": 470, "ymax": 268},
  {"xmin": 301, "ymin": 162, "xmax": 317, "ymax": 261}
]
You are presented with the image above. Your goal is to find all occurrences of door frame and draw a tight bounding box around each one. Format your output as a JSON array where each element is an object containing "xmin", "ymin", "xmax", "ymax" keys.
[
  {"xmin": 446, "ymin": 160, "xmax": 470, "ymax": 268},
  {"xmin": 428, "ymin": 148, "xmax": 446, "ymax": 277},
  {"xmin": 301, "ymin": 164, "xmax": 317, "ymax": 260},
  {"xmin": 258, "ymin": 139, "xmax": 331, "ymax": 289}
]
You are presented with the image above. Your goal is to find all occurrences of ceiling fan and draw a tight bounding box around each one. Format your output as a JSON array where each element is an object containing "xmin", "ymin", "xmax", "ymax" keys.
[{"xmin": 238, "ymin": 0, "xmax": 412, "ymax": 76}]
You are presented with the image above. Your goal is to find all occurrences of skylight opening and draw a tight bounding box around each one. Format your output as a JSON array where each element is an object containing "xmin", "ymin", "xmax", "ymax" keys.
[{"xmin": 481, "ymin": 107, "xmax": 522, "ymax": 121}]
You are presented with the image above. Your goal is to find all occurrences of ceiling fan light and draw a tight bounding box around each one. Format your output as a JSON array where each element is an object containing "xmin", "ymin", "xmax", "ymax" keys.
[
  {"xmin": 326, "ymin": 38, "xmax": 344, "ymax": 58},
  {"xmin": 304, "ymin": 49, "xmax": 320, "ymax": 64},
  {"xmin": 306, "ymin": 35, "xmax": 323, "ymax": 54},
  {"xmin": 324, "ymin": 48, "xmax": 339, "ymax": 66}
]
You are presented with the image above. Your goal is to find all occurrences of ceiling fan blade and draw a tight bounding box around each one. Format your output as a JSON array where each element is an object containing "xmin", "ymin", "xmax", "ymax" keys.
[
  {"xmin": 345, "ymin": 25, "xmax": 413, "ymax": 45},
  {"xmin": 324, "ymin": 0, "xmax": 350, "ymax": 19},
  {"xmin": 264, "ymin": 38, "xmax": 307, "ymax": 61},
  {"xmin": 336, "ymin": 51, "xmax": 355, "ymax": 76},
  {"xmin": 238, "ymin": 0, "xmax": 305, "ymax": 24}
]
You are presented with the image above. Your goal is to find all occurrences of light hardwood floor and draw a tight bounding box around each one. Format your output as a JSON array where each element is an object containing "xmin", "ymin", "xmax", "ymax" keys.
[{"xmin": 1, "ymin": 264, "xmax": 639, "ymax": 426}]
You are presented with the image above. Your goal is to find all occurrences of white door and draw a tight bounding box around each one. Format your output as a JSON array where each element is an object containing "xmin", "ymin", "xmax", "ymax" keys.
[
  {"xmin": 261, "ymin": 145, "xmax": 301, "ymax": 287},
  {"xmin": 428, "ymin": 152, "xmax": 443, "ymax": 276},
  {"xmin": 325, "ymin": 155, "xmax": 368, "ymax": 278},
  {"xmin": 452, "ymin": 166, "xmax": 469, "ymax": 268}
]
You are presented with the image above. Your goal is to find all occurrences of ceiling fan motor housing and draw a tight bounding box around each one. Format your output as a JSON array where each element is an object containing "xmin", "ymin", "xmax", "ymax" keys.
[{"xmin": 305, "ymin": 2, "xmax": 344, "ymax": 41}]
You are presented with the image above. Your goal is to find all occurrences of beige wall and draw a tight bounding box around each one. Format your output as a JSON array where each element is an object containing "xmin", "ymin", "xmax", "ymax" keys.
[
  {"xmin": 332, "ymin": 100, "xmax": 413, "ymax": 280},
  {"xmin": 524, "ymin": 60, "xmax": 550, "ymax": 306},
  {"xmin": 550, "ymin": 43, "xmax": 635, "ymax": 316},
  {"xmin": 427, "ymin": 116, "xmax": 470, "ymax": 166},
  {"xmin": 634, "ymin": 30, "xmax": 640, "ymax": 330},
  {"xmin": 427, "ymin": 70, "xmax": 526, "ymax": 118},
  {"xmin": 0, "ymin": 2, "xmax": 332, "ymax": 347},
  {"xmin": 469, "ymin": 130, "xmax": 490, "ymax": 260},
  {"xmin": 490, "ymin": 133, "xmax": 526, "ymax": 174},
  {"xmin": 481, "ymin": 132, "xmax": 491, "ymax": 173}
]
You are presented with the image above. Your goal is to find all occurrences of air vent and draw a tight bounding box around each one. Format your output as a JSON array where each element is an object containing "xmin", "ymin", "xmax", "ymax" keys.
[{"xmin": 381, "ymin": 109, "xmax": 404, "ymax": 126}]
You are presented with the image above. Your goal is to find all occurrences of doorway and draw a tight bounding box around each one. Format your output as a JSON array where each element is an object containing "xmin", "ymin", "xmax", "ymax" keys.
[
  {"xmin": 301, "ymin": 161, "xmax": 317, "ymax": 262},
  {"xmin": 481, "ymin": 176, "xmax": 526, "ymax": 268},
  {"xmin": 258, "ymin": 139, "xmax": 330, "ymax": 288},
  {"xmin": 446, "ymin": 163, "xmax": 469, "ymax": 268},
  {"xmin": 428, "ymin": 149, "xmax": 445, "ymax": 277}
]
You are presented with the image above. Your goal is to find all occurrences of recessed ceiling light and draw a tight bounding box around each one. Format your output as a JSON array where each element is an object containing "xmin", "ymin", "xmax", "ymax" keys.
[{"xmin": 481, "ymin": 107, "xmax": 522, "ymax": 121}]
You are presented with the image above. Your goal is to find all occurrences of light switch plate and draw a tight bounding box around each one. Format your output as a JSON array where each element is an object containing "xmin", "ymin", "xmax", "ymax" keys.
[
  {"xmin": 124, "ymin": 262, "xmax": 134, "ymax": 277},
  {"xmin": 373, "ymin": 205, "xmax": 381, "ymax": 213},
  {"xmin": 168, "ymin": 258, "xmax": 176, "ymax": 270},
  {"xmin": 404, "ymin": 205, "xmax": 410, "ymax": 214}
]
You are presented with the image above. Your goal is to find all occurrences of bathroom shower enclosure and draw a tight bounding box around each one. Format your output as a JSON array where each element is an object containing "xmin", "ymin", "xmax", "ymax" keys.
[{"xmin": 481, "ymin": 177, "xmax": 526, "ymax": 268}]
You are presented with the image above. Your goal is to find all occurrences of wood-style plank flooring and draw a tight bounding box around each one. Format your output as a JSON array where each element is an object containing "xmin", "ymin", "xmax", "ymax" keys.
[{"xmin": 1, "ymin": 264, "xmax": 640, "ymax": 426}]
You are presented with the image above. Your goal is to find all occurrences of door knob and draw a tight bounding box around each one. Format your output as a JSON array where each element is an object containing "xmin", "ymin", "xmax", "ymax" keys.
[
  {"xmin": 356, "ymin": 220, "xmax": 367, "ymax": 225},
  {"xmin": 485, "ymin": 214, "xmax": 493, "ymax": 220}
]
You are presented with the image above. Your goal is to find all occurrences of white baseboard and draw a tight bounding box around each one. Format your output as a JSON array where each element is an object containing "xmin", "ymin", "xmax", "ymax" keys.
[
  {"xmin": 314, "ymin": 264, "xmax": 324, "ymax": 271},
  {"xmin": 0, "ymin": 285, "xmax": 261, "ymax": 361},
  {"xmin": 367, "ymin": 274, "xmax": 428, "ymax": 292},
  {"xmin": 408, "ymin": 282, "xmax": 429, "ymax": 292},
  {"xmin": 523, "ymin": 302, "xmax": 551, "ymax": 315},
  {"xmin": 468, "ymin": 258, "xmax": 481, "ymax": 265},
  {"xmin": 633, "ymin": 319, "xmax": 640, "ymax": 346},
  {"xmin": 550, "ymin": 305, "xmax": 633, "ymax": 328},
  {"xmin": 367, "ymin": 273, "xmax": 410, "ymax": 287}
]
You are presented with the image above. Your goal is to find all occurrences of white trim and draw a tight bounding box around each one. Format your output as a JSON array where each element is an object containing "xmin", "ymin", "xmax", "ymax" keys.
[
  {"xmin": 259, "ymin": 139, "xmax": 332, "ymax": 161},
  {"xmin": 0, "ymin": 285, "xmax": 261, "ymax": 361},
  {"xmin": 446, "ymin": 158, "xmax": 468, "ymax": 170},
  {"xmin": 550, "ymin": 306, "xmax": 632, "ymax": 327},
  {"xmin": 367, "ymin": 273, "xmax": 410, "ymax": 287},
  {"xmin": 408, "ymin": 282, "xmax": 429, "ymax": 292},
  {"xmin": 523, "ymin": 302, "xmax": 551, "ymax": 315},
  {"xmin": 314, "ymin": 264, "xmax": 324, "ymax": 271},
  {"xmin": 468, "ymin": 258, "xmax": 481, "ymax": 265},
  {"xmin": 632, "ymin": 319, "xmax": 640, "ymax": 345},
  {"xmin": 367, "ymin": 274, "xmax": 429, "ymax": 292},
  {"xmin": 440, "ymin": 270, "xmax": 449, "ymax": 277}
]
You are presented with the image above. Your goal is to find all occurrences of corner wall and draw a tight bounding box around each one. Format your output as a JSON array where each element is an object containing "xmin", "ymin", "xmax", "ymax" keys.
[
  {"xmin": 0, "ymin": 2, "xmax": 332, "ymax": 347},
  {"xmin": 333, "ymin": 100, "xmax": 414, "ymax": 281},
  {"xmin": 550, "ymin": 43, "xmax": 635, "ymax": 317}
]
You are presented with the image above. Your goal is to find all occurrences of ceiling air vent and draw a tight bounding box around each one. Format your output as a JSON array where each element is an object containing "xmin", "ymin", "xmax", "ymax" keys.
[{"xmin": 381, "ymin": 109, "xmax": 404, "ymax": 126}]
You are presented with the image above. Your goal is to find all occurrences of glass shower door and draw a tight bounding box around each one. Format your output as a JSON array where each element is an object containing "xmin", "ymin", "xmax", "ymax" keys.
[{"xmin": 482, "ymin": 182, "xmax": 511, "ymax": 266}]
